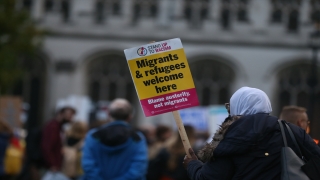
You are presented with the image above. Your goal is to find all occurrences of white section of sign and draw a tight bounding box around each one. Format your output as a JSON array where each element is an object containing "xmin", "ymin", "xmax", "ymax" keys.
[
  {"xmin": 124, "ymin": 38, "xmax": 183, "ymax": 60},
  {"xmin": 207, "ymin": 105, "xmax": 229, "ymax": 143},
  {"xmin": 179, "ymin": 107, "xmax": 208, "ymax": 131}
]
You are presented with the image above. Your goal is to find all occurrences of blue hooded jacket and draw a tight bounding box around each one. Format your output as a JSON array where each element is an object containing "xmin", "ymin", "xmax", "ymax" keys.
[{"xmin": 82, "ymin": 121, "xmax": 148, "ymax": 180}]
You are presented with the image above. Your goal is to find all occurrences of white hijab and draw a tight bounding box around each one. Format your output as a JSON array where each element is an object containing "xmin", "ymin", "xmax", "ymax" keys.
[{"xmin": 230, "ymin": 87, "xmax": 272, "ymax": 116}]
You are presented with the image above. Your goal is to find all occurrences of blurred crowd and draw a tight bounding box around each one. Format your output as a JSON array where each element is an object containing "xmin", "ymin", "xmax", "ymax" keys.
[
  {"xmin": 0, "ymin": 97, "xmax": 319, "ymax": 180},
  {"xmin": 0, "ymin": 98, "xmax": 209, "ymax": 180}
]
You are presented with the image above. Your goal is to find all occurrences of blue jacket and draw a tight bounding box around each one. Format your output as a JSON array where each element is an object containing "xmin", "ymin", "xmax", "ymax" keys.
[
  {"xmin": 188, "ymin": 114, "xmax": 320, "ymax": 180},
  {"xmin": 82, "ymin": 121, "xmax": 148, "ymax": 180}
]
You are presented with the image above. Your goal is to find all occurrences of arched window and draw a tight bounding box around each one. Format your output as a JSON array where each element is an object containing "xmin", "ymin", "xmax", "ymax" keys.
[
  {"xmin": 277, "ymin": 63, "xmax": 320, "ymax": 138},
  {"xmin": 87, "ymin": 53, "xmax": 136, "ymax": 103},
  {"xmin": 190, "ymin": 59, "xmax": 235, "ymax": 106}
]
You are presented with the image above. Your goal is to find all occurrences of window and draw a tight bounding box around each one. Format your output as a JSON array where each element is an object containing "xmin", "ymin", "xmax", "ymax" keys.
[
  {"xmin": 61, "ymin": 0, "xmax": 71, "ymax": 22},
  {"xmin": 220, "ymin": 1, "xmax": 231, "ymax": 29},
  {"xmin": 22, "ymin": 0, "xmax": 33, "ymax": 10},
  {"xmin": 95, "ymin": 0, "xmax": 105, "ymax": 23},
  {"xmin": 184, "ymin": 0, "xmax": 211, "ymax": 28},
  {"xmin": 87, "ymin": 54, "xmax": 136, "ymax": 103},
  {"xmin": 287, "ymin": 7, "xmax": 300, "ymax": 32},
  {"xmin": 310, "ymin": 0, "xmax": 320, "ymax": 23},
  {"xmin": 270, "ymin": 0, "xmax": 289, "ymax": 23},
  {"xmin": 277, "ymin": 63, "xmax": 320, "ymax": 138},
  {"xmin": 45, "ymin": 0, "xmax": 54, "ymax": 12},
  {"xmin": 131, "ymin": 0, "xmax": 159, "ymax": 25},
  {"xmin": 237, "ymin": 0, "xmax": 249, "ymax": 22},
  {"xmin": 270, "ymin": 0, "xmax": 301, "ymax": 32},
  {"xmin": 190, "ymin": 59, "xmax": 235, "ymax": 106},
  {"xmin": 111, "ymin": 0, "xmax": 121, "ymax": 15}
]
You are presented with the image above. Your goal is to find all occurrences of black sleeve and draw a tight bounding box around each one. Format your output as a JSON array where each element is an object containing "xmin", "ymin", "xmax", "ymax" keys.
[
  {"xmin": 187, "ymin": 157, "xmax": 234, "ymax": 180},
  {"xmin": 289, "ymin": 124, "xmax": 320, "ymax": 159},
  {"xmin": 147, "ymin": 149, "xmax": 170, "ymax": 180}
]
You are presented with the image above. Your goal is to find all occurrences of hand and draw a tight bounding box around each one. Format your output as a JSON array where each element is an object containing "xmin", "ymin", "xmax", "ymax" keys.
[{"xmin": 183, "ymin": 148, "xmax": 198, "ymax": 169}]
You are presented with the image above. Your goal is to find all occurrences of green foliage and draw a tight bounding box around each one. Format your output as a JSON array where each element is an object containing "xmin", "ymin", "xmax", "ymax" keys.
[{"xmin": 0, "ymin": 0, "xmax": 44, "ymax": 94}]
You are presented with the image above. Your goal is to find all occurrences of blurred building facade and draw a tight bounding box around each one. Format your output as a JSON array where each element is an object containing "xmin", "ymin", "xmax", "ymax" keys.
[{"xmin": 17, "ymin": 0, "xmax": 320, "ymax": 137}]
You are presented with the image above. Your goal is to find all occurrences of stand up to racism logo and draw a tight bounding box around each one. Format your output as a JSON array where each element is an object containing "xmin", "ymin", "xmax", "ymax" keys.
[{"xmin": 137, "ymin": 47, "xmax": 147, "ymax": 56}]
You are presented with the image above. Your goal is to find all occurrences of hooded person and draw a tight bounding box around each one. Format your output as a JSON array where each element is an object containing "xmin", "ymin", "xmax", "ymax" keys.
[
  {"xmin": 82, "ymin": 98, "xmax": 148, "ymax": 180},
  {"xmin": 183, "ymin": 87, "xmax": 320, "ymax": 180}
]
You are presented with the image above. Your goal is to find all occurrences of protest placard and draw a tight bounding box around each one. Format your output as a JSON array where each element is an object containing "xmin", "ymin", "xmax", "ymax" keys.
[
  {"xmin": 124, "ymin": 38, "xmax": 199, "ymax": 157},
  {"xmin": 124, "ymin": 38, "xmax": 199, "ymax": 116}
]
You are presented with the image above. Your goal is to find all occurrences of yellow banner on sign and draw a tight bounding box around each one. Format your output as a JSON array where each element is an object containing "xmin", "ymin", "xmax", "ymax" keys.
[{"xmin": 128, "ymin": 48, "xmax": 195, "ymax": 99}]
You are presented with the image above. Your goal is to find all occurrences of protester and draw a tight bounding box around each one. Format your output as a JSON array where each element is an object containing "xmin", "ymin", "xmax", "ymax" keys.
[
  {"xmin": 184, "ymin": 87, "xmax": 320, "ymax": 180},
  {"xmin": 4, "ymin": 131, "xmax": 25, "ymax": 177},
  {"xmin": 280, "ymin": 106, "xmax": 309, "ymax": 131},
  {"xmin": 148, "ymin": 125, "xmax": 173, "ymax": 160},
  {"xmin": 82, "ymin": 98, "xmax": 148, "ymax": 180},
  {"xmin": 280, "ymin": 106, "xmax": 319, "ymax": 145},
  {"xmin": 0, "ymin": 119, "xmax": 13, "ymax": 179},
  {"xmin": 138, "ymin": 124, "xmax": 156, "ymax": 147},
  {"xmin": 193, "ymin": 132, "xmax": 210, "ymax": 153},
  {"xmin": 147, "ymin": 125, "xmax": 195, "ymax": 180},
  {"xmin": 62, "ymin": 121, "xmax": 87, "ymax": 180},
  {"xmin": 41, "ymin": 106, "xmax": 76, "ymax": 172},
  {"xmin": 156, "ymin": 125, "xmax": 173, "ymax": 143}
]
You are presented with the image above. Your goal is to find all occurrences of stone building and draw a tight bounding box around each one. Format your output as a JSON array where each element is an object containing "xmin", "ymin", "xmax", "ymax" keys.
[{"xmin": 16, "ymin": 0, "xmax": 320, "ymax": 137}]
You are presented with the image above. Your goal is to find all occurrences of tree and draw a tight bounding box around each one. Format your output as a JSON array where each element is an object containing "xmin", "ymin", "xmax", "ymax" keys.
[{"xmin": 0, "ymin": 0, "xmax": 44, "ymax": 94}]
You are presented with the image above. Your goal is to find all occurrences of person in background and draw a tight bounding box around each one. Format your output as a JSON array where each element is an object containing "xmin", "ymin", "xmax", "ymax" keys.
[
  {"xmin": 148, "ymin": 125, "xmax": 173, "ymax": 160},
  {"xmin": 139, "ymin": 124, "xmax": 156, "ymax": 147},
  {"xmin": 280, "ymin": 106, "xmax": 309, "ymax": 131},
  {"xmin": 146, "ymin": 125, "xmax": 174, "ymax": 180},
  {"xmin": 41, "ymin": 106, "xmax": 76, "ymax": 172},
  {"xmin": 280, "ymin": 105, "xmax": 319, "ymax": 145},
  {"xmin": 82, "ymin": 98, "xmax": 148, "ymax": 180},
  {"xmin": 164, "ymin": 125, "xmax": 195, "ymax": 180},
  {"xmin": 62, "ymin": 121, "xmax": 88, "ymax": 180},
  {"xmin": 0, "ymin": 119, "xmax": 12, "ymax": 179}
]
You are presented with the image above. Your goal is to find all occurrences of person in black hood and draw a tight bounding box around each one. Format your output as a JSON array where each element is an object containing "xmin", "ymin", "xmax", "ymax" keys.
[
  {"xmin": 183, "ymin": 87, "xmax": 320, "ymax": 180},
  {"xmin": 82, "ymin": 98, "xmax": 148, "ymax": 180}
]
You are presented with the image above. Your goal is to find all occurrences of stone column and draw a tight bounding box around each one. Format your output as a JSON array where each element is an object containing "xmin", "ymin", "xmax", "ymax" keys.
[
  {"xmin": 300, "ymin": 0, "xmax": 310, "ymax": 24},
  {"xmin": 157, "ymin": 0, "xmax": 172, "ymax": 27},
  {"xmin": 249, "ymin": 0, "xmax": 271, "ymax": 32},
  {"xmin": 122, "ymin": 0, "xmax": 133, "ymax": 24},
  {"xmin": 32, "ymin": 0, "xmax": 44, "ymax": 22}
]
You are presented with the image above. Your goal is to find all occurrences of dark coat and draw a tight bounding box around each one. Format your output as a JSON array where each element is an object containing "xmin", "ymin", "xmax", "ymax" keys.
[
  {"xmin": 0, "ymin": 133, "xmax": 10, "ymax": 175},
  {"xmin": 188, "ymin": 113, "xmax": 320, "ymax": 180},
  {"xmin": 147, "ymin": 148, "xmax": 190, "ymax": 180}
]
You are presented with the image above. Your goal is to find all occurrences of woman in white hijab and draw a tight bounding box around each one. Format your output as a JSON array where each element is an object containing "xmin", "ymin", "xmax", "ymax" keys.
[
  {"xmin": 183, "ymin": 87, "xmax": 320, "ymax": 180},
  {"xmin": 229, "ymin": 87, "xmax": 272, "ymax": 116}
]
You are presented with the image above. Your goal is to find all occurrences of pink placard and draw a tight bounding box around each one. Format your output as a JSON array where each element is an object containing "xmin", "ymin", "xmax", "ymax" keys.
[{"xmin": 140, "ymin": 88, "xmax": 199, "ymax": 117}]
